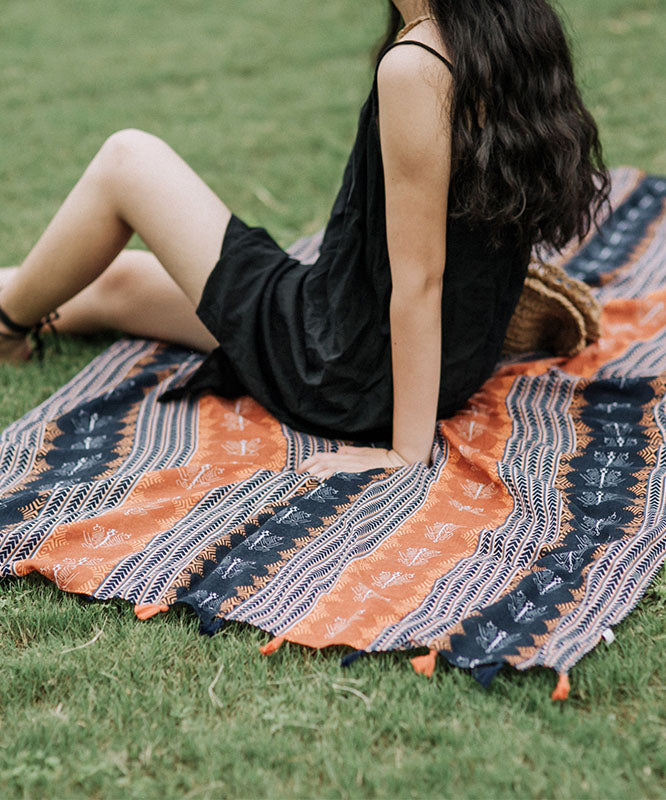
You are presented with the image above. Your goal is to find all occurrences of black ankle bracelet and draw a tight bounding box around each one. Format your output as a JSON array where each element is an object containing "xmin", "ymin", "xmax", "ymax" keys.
[
  {"xmin": 0, "ymin": 304, "xmax": 60, "ymax": 361},
  {"xmin": 0, "ymin": 304, "xmax": 32, "ymax": 336}
]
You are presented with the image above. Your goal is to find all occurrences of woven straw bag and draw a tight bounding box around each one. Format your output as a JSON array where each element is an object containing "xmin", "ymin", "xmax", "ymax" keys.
[{"xmin": 502, "ymin": 259, "xmax": 601, "ymax": 357}]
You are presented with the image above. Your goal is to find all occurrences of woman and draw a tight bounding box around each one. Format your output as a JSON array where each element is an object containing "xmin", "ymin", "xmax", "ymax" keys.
[{"xmin": 0, "ymin": 1, "xmax": 608, "ymax": 479}]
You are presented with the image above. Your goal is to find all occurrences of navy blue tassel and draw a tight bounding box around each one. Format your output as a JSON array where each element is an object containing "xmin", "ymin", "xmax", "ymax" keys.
[
  {"xmin": 472, "ymin": 661, "xmax": 504, "ymax": 688},
  {"xmin": 340, "ymin": 649, "xmax": 367, "ymax": 667},
  {"xmin": 199, "ymin": 617, "xmax": 227, "ymax": 637}
]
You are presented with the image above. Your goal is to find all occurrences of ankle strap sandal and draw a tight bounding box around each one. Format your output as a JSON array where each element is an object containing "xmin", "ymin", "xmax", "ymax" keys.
[{"xmin": 0, "ymin": 304, "xmax": 60, "ymax": 362}]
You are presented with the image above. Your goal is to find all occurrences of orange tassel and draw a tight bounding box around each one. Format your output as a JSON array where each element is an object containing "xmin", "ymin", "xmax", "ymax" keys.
[
  {"xmin": 134, "ymin": 603, "xmax": 170, "ymax": 620},
  {"xmin": 410, "ymin": 649, "xmax": 438, "ymax": 678},
  {"xmin": 259, "ymin": 635, "xmax": 286, "ymax": 656},
  {"xmin": 551, "ymin": 672, "xmax": 570, "ymax": 701}
]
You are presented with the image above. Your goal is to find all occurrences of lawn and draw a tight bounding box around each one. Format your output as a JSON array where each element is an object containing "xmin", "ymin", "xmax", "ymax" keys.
[{"xmin": 1, "ymin": 1, "xmax": 665, "ymax": 798}]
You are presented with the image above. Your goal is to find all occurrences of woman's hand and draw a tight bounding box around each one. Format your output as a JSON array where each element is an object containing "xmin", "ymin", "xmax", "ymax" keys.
[{"xmin": 296, "ymin": 445, "xmax": 411, "ymax": 481}]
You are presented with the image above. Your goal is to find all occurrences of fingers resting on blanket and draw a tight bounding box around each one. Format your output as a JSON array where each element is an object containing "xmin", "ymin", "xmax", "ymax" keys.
[{"xmin": 296, "ymin": 445, "xmax": 411, "ymax": 481}]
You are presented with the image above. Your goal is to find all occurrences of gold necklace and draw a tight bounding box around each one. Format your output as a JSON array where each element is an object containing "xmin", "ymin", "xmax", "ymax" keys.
[{"xmin": 396, "ymin": 14, "xmax": 435, "ymax": 41}]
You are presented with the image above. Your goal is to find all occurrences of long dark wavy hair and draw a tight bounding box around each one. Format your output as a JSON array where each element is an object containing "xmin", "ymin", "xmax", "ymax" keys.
[{"xmin": 376, "ymin": 1, "xmax": 610, "ymax": 253}]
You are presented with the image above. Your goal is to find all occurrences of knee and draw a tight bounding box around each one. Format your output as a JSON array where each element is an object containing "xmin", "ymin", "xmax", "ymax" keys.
[
  {"xmin": 101, "ymin": 127, "xmax": 161, "ymax": 161},
  {"xmin": 93, "ymin": 128, "xmax": 164, "ymax": 187}
]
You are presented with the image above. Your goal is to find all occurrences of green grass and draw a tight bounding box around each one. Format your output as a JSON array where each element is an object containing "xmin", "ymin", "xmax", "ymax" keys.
[{"xmin": 1, "ymin": 1, "xmax": 665, "ymax": 798}]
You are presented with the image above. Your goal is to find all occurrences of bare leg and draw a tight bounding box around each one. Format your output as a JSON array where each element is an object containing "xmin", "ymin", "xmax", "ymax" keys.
[
  {"xmin": 0, "ymin": 252, "xmax": 218, "ymax": 352},
  {"xmin": 0, "ymin": 128, "xmax": 231, "ymax": 357}
]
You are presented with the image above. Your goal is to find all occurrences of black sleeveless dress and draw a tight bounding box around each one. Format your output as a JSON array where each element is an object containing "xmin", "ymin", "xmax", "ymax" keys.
[{"xmin": 163, "ymin": 41, "xmax": 530, "ymax": 441}]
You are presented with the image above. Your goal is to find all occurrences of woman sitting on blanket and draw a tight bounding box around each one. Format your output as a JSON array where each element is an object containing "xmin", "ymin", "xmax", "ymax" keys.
[{"xmin": 0, "ymin": 0, "xmax": 608, "ymax": 478}]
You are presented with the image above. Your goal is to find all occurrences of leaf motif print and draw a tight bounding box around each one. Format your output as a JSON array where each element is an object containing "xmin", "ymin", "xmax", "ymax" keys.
[
  {"xmin": 574, "ymin": 532, "xmax": 598, "ymax": 552},
  {"xmin": 191, "ymin": 589, "xmax": 222, "ymax": 614},
  {"xmin": 103, "ymin": 378, "xmax": 138, "ymax": 401},
  {"xmin": 593, "ymin": 450, "xmax": 632, "ymax": 469},
  {"xmin": 453, "ymin": 419, "xmax": 486, "ymax": 443},
  {"xmin": 274, "ymin": 507, "xmax": 312, "ymax": 527},
  {"xmin": 475, "ymin": 621, "xmax": 522, "ymax": 654},
  {"xmin": 324, "ymin": 609, "xmax": 366, "ymax": 639},
  {"xmin": 71, "ymin": 411, "xmax": 100, "ymax": 435},
  {"xmin": 351, "ymin": 582, "xmax": 390, "ymax": 604},
  {"xmin": 579, "ymin": 490, "xmax": 629, "ymax": 507},
  {"xmin": 71, "ymin": 435, "xmax": 109, "ymax": 450},
  {"xmin": 122, "ymin": 499, "xmax": 166, "ymax": 517},
  {"xmin": 309, "ymin": 485, "xmax": 340, "ymax": 504},
  {"xmin": 220, "ymin": 438, "xmax": 262, "ymax": 457},
  {"xmin": 213, "ymin": 557, "xmax": 256, "ymax": 581},
  {"xmin": 461, "ymin": 480, "xmax": 497, "ymax": 501},
  {"xmin": 246, "ymin": 532, "xmax": 284, "ymax": 552},
  {"xmin": 580, "ymin": 513, "xmax": 619, "ymax": 537},
  {"xmin": 52, "ymin": 556, "xmax": 104, "ymax": 590},
  {"xmin": 458, "ymin": 444, "xmax": 481, "ymax": 461},
  {"xmin": 549, "ymin": 550, "xmax": 585, "ymax": 573},
  {"xmin": 176, "ymin": 464, "xmax": 226, "ymax": 491},
  {"xmin": 602, "ymin": 422, "xmax": 637, "ymax": 448},
  {"xmin": 507, "ymin": 591, "xmax": 548, "ymax": 624},
  {"xmin": 53, "ymin": 453, "xmax": 104, "ymax": 477},
  {"xmin": 82, "ymin": 523, "xmax": 131, "ymax": 549},
  {"xmin": 371, "ymin": 571, "xmax": 415, "ymax": 590},
  {"xmin": 221, "ymin": 399, "xmax": 250, "ymax": 430},
  {"xmin": 533, "ymin": 569, "xmax": 564, "ymax": 595},
  {"xmin": 397, "ymin": 547, "xmax": 440, "ymax": 566},
  {"xmin": 425, "ymin": 522, "xmax": 463, "ymax": 543},
  {"xmin": 592, "ymin": 401, "xmax": 632, "ymax": 415},
  {"xmin": 222, "ymin": 413, "xmax": 246, "ymax": 432},
  {"xmin": 581, "ymin": 468, "xmax": 625, "ymax": 488},
  {"xmin": 449, "ymin": 498, "xmax": 485, "ymax": 516},
  {"xmin": 122, "ymin": 506, "xmax": 148, "ymax": 516}
]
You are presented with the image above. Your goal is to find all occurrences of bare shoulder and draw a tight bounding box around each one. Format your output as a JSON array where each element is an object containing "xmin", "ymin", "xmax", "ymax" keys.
[
  {"xmin": 377, "ymin": 21, "xmax": 453, "ymax": 90},
  {"xmin": 377, "ymin": 24, "xmax": 454, "ymax": 138}
]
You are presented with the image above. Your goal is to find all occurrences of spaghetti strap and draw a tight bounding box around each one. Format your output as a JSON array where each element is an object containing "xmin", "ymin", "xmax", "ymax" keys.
[{"xmin": 376, "ymin": 41, "xmax": 454, "ymax": 75}]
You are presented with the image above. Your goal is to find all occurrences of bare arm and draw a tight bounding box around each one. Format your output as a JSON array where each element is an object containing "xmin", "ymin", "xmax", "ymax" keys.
[
  {"xmin": 378, "ymin": 45, "xmax": 453, "ymax": 465},
  {"xmin": 298, "ymin": 45, "xmax": 453, "ymax": 480}
]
